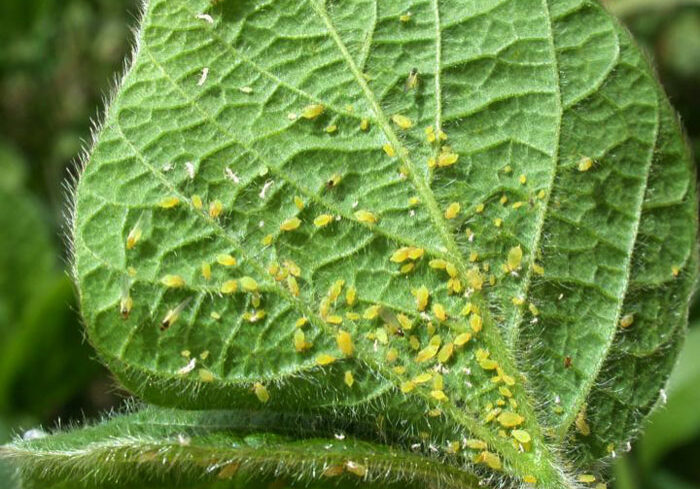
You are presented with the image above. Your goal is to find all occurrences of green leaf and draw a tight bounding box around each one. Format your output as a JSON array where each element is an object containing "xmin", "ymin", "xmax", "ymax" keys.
[
  {"xmin": 44, "ymin": 0, "xmax": 698, "ymax": 486},
  {"xmin": 1, "ymin": 406, "xmax": 478, "ymax": 489}
]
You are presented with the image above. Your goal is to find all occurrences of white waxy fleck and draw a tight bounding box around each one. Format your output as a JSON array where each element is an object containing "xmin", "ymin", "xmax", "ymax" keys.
[
  {"xmin": 558, "ymin": 293, "xmax": 564, "ymax": 300},
  {"xmin": 288, "ymin": 112, "xmax": 297, "ymax": 121},
  {"xmin": 409, "ymin": 210, "xmax": 416, "ymax": 217},
  {"xmin": 352, "ymin": 201, "xmax": 359, "ymax": 208},
  {"xmin": 334, "ymin": 433, "xmax": 346, "ymax": 440},
  {"xmin": 195, "ymin": 13, "xmax": 214, "ymax": 24},
  {"xmin": 259, "ymin": 180, "xmax": 274, "ymax": 199},
  {"xmin": 660, "ymin": 389, "xmax": 667, "ymax": 404},
  {"xmin": 198, "ymin": 67, "xmax": 209, "ymax": 86},
  {"xmin": 240, "ymin": 86, "xmax": 253, "ymax": 94},
  {"xmin": 177, "ymin": 358, "xmax": 196, "ymax": 375},
  {"xmin": 22, "ymin": 429, "xmax": 47, "ymax": 441},
  {"xmin": 185, "ymin": 161, "xmax": 195, "ymax": 179},
  {"xmin": 177, "ymin": 434, "xmax": 191, "ymax": 446},
  {"xmin": 224, "ymin": 167, "xmax": 240, "ymax": 183},
  {"xmin": 259, "ymin": 220, "xmax": 265, "ymax": 228},
  {"xmin": 162, "ymin": 162, "xmax": 174, "ymax": 172}
]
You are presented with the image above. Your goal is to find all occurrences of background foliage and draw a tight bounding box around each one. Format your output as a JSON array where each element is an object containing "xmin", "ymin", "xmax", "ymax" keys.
[{"xmin": 0, "ymin": 0, "xmax": 697, "ymax": 487}]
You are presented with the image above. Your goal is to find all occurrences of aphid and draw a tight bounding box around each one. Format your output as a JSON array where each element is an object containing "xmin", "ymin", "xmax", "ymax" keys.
[
  {"xmin": 354, "ymin": 210, "xmax": 378, "ymax": 224},
  {"xmin": 301, "ymin": 103, "xmax": 324, "ymax": 119},
  {"xmin": 196, "ymin": 13, "xmax": 214, "ymax": 24},
  {"xmin": 342, "ymin": 286, "xmax": 356, "ymax": 307},
  {"xmin": 564, "ymin": 356, "xmax": 572, "ymax": 368},
  {"xmin": 325, "ymin": 173, "xmax": 342, "ymax": 189},
  {"xmin": 475, "ymin": 203, "xmax": 485, "ymax": 213},
  {"xmin": 159, "ymin": 196, "xmax": 180, "ymax": 209},
  {"xmin": 280, "ymin": 217, "xmax": 301, "ymax": 231},
  {"xmin": 197, "ymin": 67, "xmax": 209, "ymax": 86},
  {"xmin": 476, "ymin": 451, "xmax": 501, "ymax": 470},
  {"xmin": 416, "ymin": 343, "xmax": 439, "ymax": 363},
  {"xmin": 454, "ymin": 332, "xmax": 471, "ymax": 346},
  {"xmin": 336, "ymin": 370, "xmax": 354, "ymax": 391},
  {"xmin": 360, "ymin": 118, "xmax": 370, "ymax": 131},
  {"xmin": 409, "ymin": 335, "xmax": 420, "ymax": 350},
  {"xmin": 444, "ymin": 202, "xmax": 460, "ymax": 219},
  {"xmin": 325, "ymin": 124, "xmax": 337, "ymax": 134},
  {"xmin": 382, "ymin": 143, "xmax": 396, "ymax": 157},
  {"xmin": 198, "ymin": 368, "xmax": 214, "ymax": 382},
  {"xmin": 437, "ymin": 342, "xmax": 454, "ymax": 363},
  {"xmin": 403, "ymin": 67, "xmax": 419, "ymax": 92},
  {"xmin": 220, "ymin": 280, "xmax": 238, "ymax": 294},
  {"xmin": 240, "ymin": 86, "xmax": 253, "ymax": 94},
  {"xmin": 161, "ymin": 274, "xmax": 185, "ymax": 288},
  {"xmin": 216, "ymin": 254, "xmax": 237, "ymax": 267},
  {"xmin": 314, "ymin": 214, "xmax": 334, "ymax": 228},
  {"xmin": 438, "ymin": 130, "xmax": 448, "ymax": 141},
  {"xmin": 672, "ymin": 265, "xmax": 680, "ymax": 276},
  {"xmin": 261, "ymin": 234, "xmax": 274, "ymax": 246},
  {"xmin": 209, "ymin": 199, "xmax": 223, "ymax": 218},
  {"xmin": 345, "ymin": 461, "xmax": 367, "ymax": 478},
  {"xmin": 619, "ymin": 313, "xmax": 634, "ymax": 329},
  {"xmin": 433, "ymin": 303, "xmax": 447, "ymax": 322},
  {"xmin": 496, "ymin": 411, "xmax": 524, "ymax": 428},
  {"xmin": 578, "ymin": 156, "xmax": 594, "ymax": 172},
  {"xmin": 126, "ymin": 221, "xmax": 143, "ymax": 250},
  {"xmin": 401, "ymin": 263, "xmax": 415, "ymax": 274},
  {"xmin": 512, "ymin": 201, "xmax": 524, "ymax": 209},
  {"xmin": 210, "ymin": 311, "xmax": 221, "ymax": 320},
  {"xmin": 287, "ymin": 275, "xmax": 300, "ymax": 296},
  {"xmin": 577, "ymin": 474, "xmax": 596, "ymax": 484},
  {"xmin": 411, "ymin": 286, "xmax": 429, "ymax": 312},
  {"xmin": 528, "ymin": 303, "xmax": 539, "ymax": 316},
  {"xmin": 328, "ymin": 279, "xmax": 345, "ymax": 302},
  {"xmin": 466, "ymin": 267, "xmax": 484, "ymax": 290},
  {"xmin": 326, "ymin": 314, "xmax": 343, "ymax": 325},
  {"xmin": 396, "ymin": 313, "xmax": 413, "ymax": 332},
  {"xmin": 512, "ymin": 296, "xmax": 525, "ymax": 306},
  {"xmin": 437, "ymin": 151, "xmax": 459, "ymax": 167},
  {"xmin": 386, "ymin": 348, "xmax": 398, "ymax": 363},
  {"xmin": 519, "ymin": 174, "xmax": 527, "ymax": 185},
  {"xmin": 532, "ymin": 263, "xmax": 545, "ymax": 275},
  {"xmin": 523, "ymin": 475, "xmax": 537, "ymax": 484},
  {"xmin": 363, "ymin": 304, "xmax": 380, "ymax": 320},
  {"xmin": 191, "ymin": 194, "xmax": 203, "ymax": 209},
  {"xmin": 512, "ymin": 429, "xmax": 531, "ymax": 444},
  {"xmin": 283, "ymin": 260, "xmax": 301, "ymax": 277},
  {"xmin": 295, "ymin": 317, "xmax": 308, "ymax": 328},
  {"xmin": 431, "ymin": 390, "xmax": 448, "ymax": 402},
  {"xmin": 399, "ymin": 11, "xmax": 412, "ymax": 23},
  {"xmin": 119, "ymin": 279, "xmax": 133, "ymax": 319},
  {"xmin": 392, "ymin": 114, "xmax": 413, "ymax": 129},
  {"xmin": 160, "ymin": 297, "xmax": 192, "ymax": 331},
  {"xmin": 294, "ymin": 196, "xmax": 304, "ymax": 210},
  {"xmin": 294, "ymin": 329, "xmax": 311, "ymax": 352},
  {"xmin": 201, "ymin": 262, "xmax": 211, "ymax": 280},
  {"xmin": 253, "ymin": 382, "xmax": 270, "ymax": 403},
  {"xmin": 346, "ymin": 311, "xmax": 360, "ymax": 321},
  {"xmin": 575, "ymin": 407, "xmax": 591, "ymax": 436},
  {"xmin": 240, "ymin": 276, "xmax": 258, "ymax": 292},
  {"xmin": 316, "ymin": 353, "xmax": 336, "ymax": 366}
]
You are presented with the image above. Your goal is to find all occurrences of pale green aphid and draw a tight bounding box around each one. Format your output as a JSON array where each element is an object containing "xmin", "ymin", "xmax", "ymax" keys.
[{"xmin": 6, "ymin": 2, "xmax": 696, "ymax": 489}]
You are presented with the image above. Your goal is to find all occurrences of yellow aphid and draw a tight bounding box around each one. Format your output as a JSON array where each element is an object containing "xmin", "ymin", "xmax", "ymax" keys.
[
  {"xmin": 461, "ymin": 303, "xmax": 474, "ymax": 316},
  {"xmin": 438, "ymin": 130, "xmax": 447, "ymax": 141},
  {"xmin": 344, "ymin": 370, "xmax": 354, "ymax": 387},
  {"xmin": 512, "ymin": 201, "xmax": 524, "ymax": 209},
  {"xmin": 287, "ymin": 275, "xmax": 300, "ymax": 296},
  {"xmin": 360, "ymin": 118, "xmax": 369, "ymax": 131},
  {"xmin": 201, "ymin": 262, "xmax": 212, "ymax": 280},
  {"xmin": 206, "ymin": 199, "xmax": 222, "ymax": 218},
  {"xmin": 280, "ymin": 217, "xmax": 301, "ymax": 231},
  {"xmin": 413, "ymin": 286, "xmax": 429, "ymax": 312},
  {"xmin": 220, "ymin": 280, "xmax": 238, "ymax": 294},
  {"xmin": 159, "ymin": 196, "xmax": 179, "ymax": 208},
  {"xmin": 295, "ymin": 317, "xmax": 308, "ymax": 328},
  {"xmin": 431, "ymin": 390, "xmax": 448, "ymax": 402},
  {"xmin": 284, "ymin": 260, "xmax": 301, "ymax": 277},
  {"xmin": 578, "ymin": 474, "xmax": 596, "ymax": 484},
  {"xmin": 382, "ymin": 143, "xmax": 396, "ymax": 157},
  {"xmin": 409, "ymin": 335, "xmax": 420, "ymax": 350},
  {"xmin": 499, "ymin": 386, "xmax": 513, "ymax": 398},
  {"xmin": 253, "ymin": 382, "xmax": 270, "ymax": 403},
  {"xmin": 401, "ymin": 263, "xmax": 414, "ymax": 274},
  {"xmin": 363, "ymin": 304, "xmax": 380, "ymax": 320},
  {"xmin": 405, "ymin": 67, "xmax": 419, "ymax": 91},
  {"xmin": 325, "ymin": 124, "xmax": 337, "ymax": 134},
  {"xmin": 506, "ymin": 245, "xmax": 522, "ymax": 271},
  {"xmin": 198, "ymin": 369, "xmax": 214, "ymax": 383},
  {"xmin": 217, "ymin": 254, "xmax": 237, "ymax": 267},
  {"xmin": 119, "ymin": 289, "xmax": 133, "ymax": 319},
  {"xmin": 161, "ymin": 274, "xmax": 185, "ymax": 288},
  {"xmin": 346, "ymin": 312, "xmax": 360, "ymax": 321},
  {"xmin": 528, "ymin": 303, "xmax": 539, "ymax": 316},
  {"xmin": 323, "ymin": 465, "xmax": 344, "ymax": 478},
  {"xmin": 346, "ymin": 460, "xmax": 368, "ymax": 478},
  {"xmin": 126, "ymin": 224, "xmax": 142, "ymax": 250},
  {"xmin": 329, "ymin": 279, "xmax": 345, "ymax": 301},
  {"xmin": 401, "ymin": 380, "xmax": 416, "ymax": 393},
  {"xmin": 314, "ymin": 214, "xmax": 333, "ymax": 228},
  {"xmin": 537, "ymin": 189, "xmax": 547, "ymax": 199},
  {"xmin": 416, "ymin": 343, "xmax": 439, "ymax": 363},
  {"xmin": 470, "ymin": 314, "xmax": 483, "ymax": 333},
  {"xmin": 497, "ymin": 411, "xmax": 524, "ymax": 428},
  {"xmin": 512, "ymin": 429, "xmax": 531, "ymax": 444},
  {"xmin": 240, "ymin": 276, "xmax": 258, "ymax": 292},
  {"xmin": 578, "ymin": 156, "xmax": 594, "ymax": 172},
  {"xmin": 620, "ymin": 313, "xmax": 634, "ymax": 329},
  {"xmin": 469, "ymin": 251, "xmax": 479, "ymax": 262},
  {"xmin": 326, "ymin": 315, "xmax": 343, "ymax": 325},
  {"xmin": 433, "ymin": 303, "xmax": 447, "ymax": 322},
  {"xmin": 397, "ymin": 313, "xmax": 413, "ymax": 331},
  {"xmin": 386, "ymin": 348, "xmax": 398, "ymax": 363},
  {"xmin": 532, "ymin": 263, "xmax": 545, "ymax": 275},
  {"xmin": 479, "ymin": 357, "xmax": 498, "ymax": 370},
  {"xmin": 672, "ymin": 265, "xmax": 680, "ymax": 276},
  {"xmin": 262, "ymin": 234, "xmax": 274, "ymax": 246},
  {"xmin": 437, "ymin": 151, "xmax": 459, "ymax": 167},
  {"xmin": 493, "ymin": 218, "xmax": 503, "ymax": 228},
  {"xmin": 336, "ymin": 330, "xmax": 354, "ymax": 356},
  {"xmin": 576, "ymin": 407, "xmax": 591, "ymax": 436},
  {"xmin": 425, "ymin": 126, "xmax": 436, "ymax": 144},
  {"xmin": 301, "ymin": 103, "xmax": 324, "ymax": 119},
  {"xmin": 393, "ymin": 366, "xmax": 406, "ymax": 374},
  {"xmin": 523, "ymin": 475, "xmax": 537, "ymax": 484},
  {"xmin": 407, "ymin": 247, "xmax": 424, "ymax": 260},
  {"xmin": 392, "ymin": 114, "xmax": 413, "ymax": 129},
  {"xmin": 294, "ymin": 329, "xmax": 311, "ymax": 352},
  {"xmin": 437, "ymin": 343, "xmax": 454, "ymax": 363},
  {"xmin": 466, "ymin": 267, "xmax": 484, "ymax": 290},
  {"xmin": 294, "ymin": 196, "xmax": 304, "ymax": 210},
  {"xmin": 512, "ymin": 296, "xmax": 525, "ymax": 306},
  {"xmin": 445, "ymin": 262, "xmax": 458, "ymax": 278},
  {"xmin": 191, "ymin": 194, "xmax": 203, "ymax": 209},
  {"xmin": 465, "ymin": 439, "xmax": 487, "ymax": 450},
  {"xmin": 429, "ymin": 259, "xmax": 447, "ymax": 270},
  {"xmin": 127, "ymin": 266, "xmax": 137, "ymax": 277},
  {"xmin": 354, "ymin": 210, "xmax": 378, "ymax": 223},
  {"xmin": 399, "ymin": 11, "xmax": 412, "ymax": 22},
  {"xmin": 475, "ymin": 203, "xmax": 485, "ymax": 213},
  {"xmin": 454, "ymin": 332, "xmax": 472, "ymax": 346},
  {"xmin": 200, "ymin": 350, "xmax": 210, "ymax": 360},
  {"xmin": 476, "ymin": 451, "xmax": 501, "ymax": 470},
  {"xmin": 413, "ymin": 373, "xmax": 432, "ymax": 384},
  {"xmin": 210, "ymin": 312, "xmax": 221, "ymax": 320},
  {"xmin": 390, "ymin": 247, "xmax": 410, "ymax": 263},
  {"xmin": 427, "ymin": 156, "xmax": 437, "ymax": 168},
  {"xmin": 445, "ymin": 202, "xmax": 460, "ymax": 219},
  {"xmin": 519, "ymin": 174, "xmax": 527, "ymax": 185},
  {"xmin": 345, "ymin": 286, "xmax": 356, "ymax": 306},
  {"xmin": 326, "ymin": 173, "xmax": 342, "ymax": 188},
  {"xmin": 316, "ymin": 353, "xmax": 336, "ymax": 366}
]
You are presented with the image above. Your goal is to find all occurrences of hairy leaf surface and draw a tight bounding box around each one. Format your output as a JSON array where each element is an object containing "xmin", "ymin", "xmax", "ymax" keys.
[{"xmin": 9, "ymin": 0, "xmax": 697, "ymax": 487}]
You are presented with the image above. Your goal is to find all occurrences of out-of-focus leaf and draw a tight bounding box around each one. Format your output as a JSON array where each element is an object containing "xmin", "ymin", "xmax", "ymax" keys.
[
  {"xmin": 604, "ymin": 0, "xmax": 700, "ymax": 16},
  {"xmin": 637, "ymin": 326, "xmax": 700, "ymax": 470}
]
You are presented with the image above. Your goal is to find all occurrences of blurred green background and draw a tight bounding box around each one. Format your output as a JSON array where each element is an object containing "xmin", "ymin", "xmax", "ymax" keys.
[{"xmin": 0, "ymin": 0, "xmax": 698, "ymax": 487}]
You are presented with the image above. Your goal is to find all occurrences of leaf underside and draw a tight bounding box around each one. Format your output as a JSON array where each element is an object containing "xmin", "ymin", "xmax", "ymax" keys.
[{"xmin": 5, "ymin": 0, "xmax": 697, "ymax": 487}]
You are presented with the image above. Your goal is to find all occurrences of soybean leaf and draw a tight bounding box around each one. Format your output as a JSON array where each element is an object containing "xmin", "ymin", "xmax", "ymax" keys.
[{"xmin": 9, "ymin": 0, "xmax": 696, "ymax": 487}]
